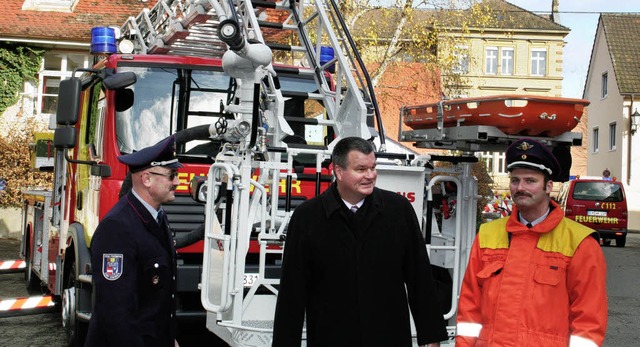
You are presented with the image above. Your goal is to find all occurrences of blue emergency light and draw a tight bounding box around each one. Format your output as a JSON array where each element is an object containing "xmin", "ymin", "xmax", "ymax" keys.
[
  {"xmin": 90, "ymin": 27, "xmax": 117, "ymax": 55},
  {"xmin": 319, "ymin": 46, "xmax": 335, "ymax": 73}
]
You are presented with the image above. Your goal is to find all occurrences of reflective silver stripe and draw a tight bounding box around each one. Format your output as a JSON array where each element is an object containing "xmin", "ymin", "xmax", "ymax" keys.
[
  {"xmin": 456, "ymin": 322, "xmax": 482, "ymax": 337},
  {"xmin": 507, "ymin": 161, "xmax": 553, "ymax": 175},
  {"xmin": 569, "ymin": 335, "xmax": 598, "ymax": 347},
  {"xmin": 150, "ymin": 158, "xmax": 179, "ymax": 167}
]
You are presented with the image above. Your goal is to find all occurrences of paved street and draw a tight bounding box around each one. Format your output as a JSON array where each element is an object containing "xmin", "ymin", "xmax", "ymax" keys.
[{"xmin": 2, "ymin": 233, "xmax": 640, "ymax": 345}]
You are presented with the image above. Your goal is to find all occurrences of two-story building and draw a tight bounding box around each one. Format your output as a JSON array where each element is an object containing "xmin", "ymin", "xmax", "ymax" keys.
[
  {"xmin": 353, "ymin": 0, "xmax": 581, "ymax": 192},
  {"xmin": 0, "ymin": 0, "xmax": 158, "ymax": 130},
  {"xmin": 583, "ymin": 13, "xmax": 640, "ymax": 228}
]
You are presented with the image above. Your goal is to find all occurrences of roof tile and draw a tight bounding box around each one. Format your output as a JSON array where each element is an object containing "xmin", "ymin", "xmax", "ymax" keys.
[{"xmin": 601, "ymin": 14, "xmax": 640, "ymax": 93}]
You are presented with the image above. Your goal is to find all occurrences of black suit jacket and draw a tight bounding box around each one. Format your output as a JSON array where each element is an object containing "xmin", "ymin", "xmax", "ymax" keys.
[
  {"xmin": 273, "ymin": 184, "xmax": 448, "ymax": 346},
  {"xmin": 86, "ymin": 192, "xmax": 177, "ymax": 347}
]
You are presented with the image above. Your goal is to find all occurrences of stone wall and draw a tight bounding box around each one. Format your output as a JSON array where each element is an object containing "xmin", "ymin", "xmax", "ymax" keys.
[{"xmin": 0, "ymin": 207, "xmax": 22, "ymax": 239}]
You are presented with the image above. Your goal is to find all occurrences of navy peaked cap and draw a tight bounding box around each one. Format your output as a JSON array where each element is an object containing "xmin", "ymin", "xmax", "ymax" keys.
[
  {"xmin": 117, "ymin": 135, "xmax": 183, "ymax": 173},
  {"xmin": 506, "ymin": 138, "xmax": 561, "ymax": 179}
]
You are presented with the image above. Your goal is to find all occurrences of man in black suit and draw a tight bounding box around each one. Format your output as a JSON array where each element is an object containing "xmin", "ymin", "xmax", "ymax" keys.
[{"xmin": 86, "ymin": 135, "xmax": 181, "ymax": 347}]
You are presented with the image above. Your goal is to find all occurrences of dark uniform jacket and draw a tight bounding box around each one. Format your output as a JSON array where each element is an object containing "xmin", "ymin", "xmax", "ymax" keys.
[
  {"xmin": 272, "ymin": 184, "xmax": 448, "ymax": 346},
  {"xmin": 85, "ymin": 192, "xmax": 177, "ymax": 346}
]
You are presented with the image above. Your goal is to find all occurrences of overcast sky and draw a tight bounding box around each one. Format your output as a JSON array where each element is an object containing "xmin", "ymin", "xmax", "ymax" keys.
[{"xmin": 505, "ymin": 1, "xmax": 640, "ymax": 98}]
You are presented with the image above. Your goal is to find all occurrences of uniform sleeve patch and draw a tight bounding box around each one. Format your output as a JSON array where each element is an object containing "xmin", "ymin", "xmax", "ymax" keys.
[{"xmin": 102, "ymin": 254, "xmax": 123, "ymax": 281}]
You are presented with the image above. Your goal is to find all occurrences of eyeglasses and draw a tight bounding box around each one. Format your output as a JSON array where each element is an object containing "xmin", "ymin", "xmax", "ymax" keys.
[{"xmin": 148, "ymin": 171, "xmax": 178, "ymax": 180}]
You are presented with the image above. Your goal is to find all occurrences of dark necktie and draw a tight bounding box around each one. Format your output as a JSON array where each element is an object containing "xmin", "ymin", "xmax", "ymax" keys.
[
  {"xmin": 350, "ymin": 205, "xmax": 358, "ymax": 213},
  {"xmin": 526, "ymin": 222, "xmax": 533, "ymax": 228}
]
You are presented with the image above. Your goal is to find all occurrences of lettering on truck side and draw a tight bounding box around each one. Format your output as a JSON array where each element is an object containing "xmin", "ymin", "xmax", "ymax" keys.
[
  {"xmin": 599, "ymin": 202, "xmax": 616, "ymax": 209},
  {"xmin": 397, "ymin": 192, "xmax": 416, "ymax": 203},
  {"xmin": 250, "ymin": 175, "xmax": 302, "ymax": 195},
  {"xmin": 574, "ymin": 215, "xmax": 619, "ymax": 224}
]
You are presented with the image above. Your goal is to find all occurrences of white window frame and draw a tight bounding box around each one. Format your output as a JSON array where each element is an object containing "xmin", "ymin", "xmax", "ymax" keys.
[
  {"xmin": 592, "ymin": 127, "xmax": 599, "ymax": 153},
  {"xmin": 501, "ymin": 47, "xmax": 514, "ymax": 75},
  {"xmin": 609, "ymin": 122, "xmax": 616, "ymax": 150},
  {"xmin": 22, "ymin": 0, "xmax": 78, "ymax": 12},
  {"xmin": 452, "ymin": 46, "xmax": 469, "ymax": 74},
  {"xmin": 601, "ymin": 72, "xmax": 608, "ymax": 98},
  {"xmin": 485, "ymin": 47, "xmax": 498, "ymax": 75},
  {"xmin": 530, "ymin": 48, "xmax": 547, "ymax": 76},
  {"xmin": 37, "ymin": 51, "xmax": 91, "ymax": 117}
]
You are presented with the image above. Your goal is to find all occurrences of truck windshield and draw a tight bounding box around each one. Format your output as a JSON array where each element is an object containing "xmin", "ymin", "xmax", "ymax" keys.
[
  {"xmin": 115, "ymin": 66, "xmax": 230, "ymax": 154},
  {"xmin": 572, "ymin": 182, "xmax": 624, "ymax": 202},
  {"xmin": 115, "ymin": 66, "xmax": 325, "ymax": 155}
]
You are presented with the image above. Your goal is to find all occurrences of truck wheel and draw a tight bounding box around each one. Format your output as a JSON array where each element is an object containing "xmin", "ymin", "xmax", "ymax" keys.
[
  {"xmin": 25, "ymin": 241, "xmax": 43, "ymax": 294},
  {"xmin": 616, "ymin": 236, "xmax": 626, "ymax": 248},
  {"xmin": 62, "ymin": 261, "xmax": 87, "ymax": 346},
  {"xmin": 602, "ymin": 239, "xmax": 611, "ymax": 247}
]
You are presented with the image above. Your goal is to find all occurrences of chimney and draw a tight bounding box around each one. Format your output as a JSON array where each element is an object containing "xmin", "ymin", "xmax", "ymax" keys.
[{"xmin": 551, "ymin": 0, "xmax": 560, "ymax": 24}]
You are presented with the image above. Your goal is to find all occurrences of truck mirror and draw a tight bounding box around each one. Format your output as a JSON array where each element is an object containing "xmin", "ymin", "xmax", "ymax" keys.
[
  {"xmin": 56, "ymin": 78, "xmax": 82, "ymax": 126},
  {"xmin": 190, "ymin": 176, "xmax": 208, "ymax": 203},
  {"xmin": 103, "ymin": 71, "xmax": 137, "ymax": 90},
  {"xmin": 53, "ymin": 127, "xmax": 77, "ymax": 149},
  {"xmin": 115, "ymin": 88, "xmax": 134, "ymax": 112},
  {"xmin": 90, "ymin": 164, "xmax": 112, "ymax": 178}
]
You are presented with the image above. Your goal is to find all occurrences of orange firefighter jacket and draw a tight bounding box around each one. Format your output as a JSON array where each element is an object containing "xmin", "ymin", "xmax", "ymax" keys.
[{"xmin": 456, "ymin": 202, "xmax": 607, "ymax": 347}]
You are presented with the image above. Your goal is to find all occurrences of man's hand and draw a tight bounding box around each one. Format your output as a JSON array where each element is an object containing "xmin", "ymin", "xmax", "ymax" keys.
[{"xmin": 419, "ymin": 343, "xmax": 440, "ymax": 347}]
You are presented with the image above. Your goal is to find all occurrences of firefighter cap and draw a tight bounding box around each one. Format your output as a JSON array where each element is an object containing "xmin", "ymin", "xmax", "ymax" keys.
[
  {"xmin": 117, "ymin": 135, "xmax": 183, "ymax": 173},
  {"xmin": 506, "ymin": 138, "xmax": 560, "ymax": 179}
]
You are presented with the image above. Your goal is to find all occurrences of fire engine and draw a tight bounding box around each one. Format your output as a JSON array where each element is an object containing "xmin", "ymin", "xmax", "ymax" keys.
[{"xmin": 15, "ymin": 0, "xmax": 584, "ymax": 346}]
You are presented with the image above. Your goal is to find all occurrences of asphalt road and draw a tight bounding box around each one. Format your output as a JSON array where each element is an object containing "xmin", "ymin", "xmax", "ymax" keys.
[
  {"xmin": 0, "ymin": 238, "xmax": 226, "ymax": 347},
  {"xmin": 2, "ymin": 234, "xmax": 640, "ymax": 346}
]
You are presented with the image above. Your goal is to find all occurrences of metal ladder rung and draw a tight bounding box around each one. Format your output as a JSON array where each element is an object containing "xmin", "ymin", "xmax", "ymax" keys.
[{"xmin": 257, "ymin": 21, "xmax": 297, "ymax": 31}]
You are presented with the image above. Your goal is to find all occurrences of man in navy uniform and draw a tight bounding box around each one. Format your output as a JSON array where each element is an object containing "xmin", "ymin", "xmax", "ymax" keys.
[{"xmin": 86, "ymin": 135, "xmax": 182, "ymax": 347}]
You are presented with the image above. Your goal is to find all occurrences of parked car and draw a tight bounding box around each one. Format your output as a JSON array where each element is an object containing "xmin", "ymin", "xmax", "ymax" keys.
[{"xmin": 556, "ymin": 177, "xmax": 628, "ymax": 247}]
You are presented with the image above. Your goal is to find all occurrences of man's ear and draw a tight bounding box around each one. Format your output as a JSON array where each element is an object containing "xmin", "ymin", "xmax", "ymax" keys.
[
  {"xmin": 140, "ymin": 172, "xmax": 153, "ymax": 188},
  {"xmin": 546, "ymin": 180, "xmax": 554, "ymax": 193},
  {"xmin": 333, "ymin": 165, "xmax": 343, "ymax": 182}
]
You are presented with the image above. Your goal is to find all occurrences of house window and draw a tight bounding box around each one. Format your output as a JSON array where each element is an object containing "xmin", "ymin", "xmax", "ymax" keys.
[
  {"xmin": 477, "ymin": 151, "xmax": 507, "ymax": 175},
  {"xmin": 38, "ymin": 51, "xmax": 90, "ymax": 116},
  {"xmin": 22, "ymin": 0, "xmax": 79, "ymax": 12},
  {"xmin": 453, "ymin": 46, "xmax": 469, "ymax": 74},
  {"xmin": 601, "ymin": 72, "xmax": 608, "ymax": 98},
  {"xmin": 485, "ymin": 47, "xmax": 498, "ymax": 75},
  {"xmin": 530, "ymin": 48, "xmax": 547, "ymax": 76},
  {"xmin": 592, "ymin": 127, "xmax": 599, "ymax": 153},
  {"xmin": 609, "ymin": 122, "xmax": 616, "ymax": 150},
  {"xmin": 501, "ymin": 48, "xmax": 514, "ymax": 75}
]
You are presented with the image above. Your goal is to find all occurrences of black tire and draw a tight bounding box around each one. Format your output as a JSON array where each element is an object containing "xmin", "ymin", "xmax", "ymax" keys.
[
  {"xmin": 616, "ymin": 236, "xmax": 626, "ymax": 248},
  {"xmin": 602, "ymin": 239, "xmax": 611, "ymax": 247},
  {"xmin": 62, "ymin": 261, "xmax": 87, "ymax": 346},
  {"xmin": 25, "ymin": 239, "xmax": 44, "ymax": 294}
]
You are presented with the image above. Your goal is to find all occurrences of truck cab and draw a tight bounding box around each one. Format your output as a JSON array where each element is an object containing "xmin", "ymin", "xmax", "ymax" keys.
[{"xmin": 557, "ymin": 177, "xmax": 628, "ymax": 247}]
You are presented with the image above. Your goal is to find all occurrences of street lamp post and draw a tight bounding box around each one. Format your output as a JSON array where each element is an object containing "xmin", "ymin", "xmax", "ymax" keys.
[{"xmin": 631, "ymin": 109, "xmax": 640, "ymax": 135}]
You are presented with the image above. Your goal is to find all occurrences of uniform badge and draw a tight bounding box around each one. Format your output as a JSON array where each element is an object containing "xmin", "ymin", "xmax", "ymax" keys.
[
  {"xmin": 516, "ymin": 141, "xmax": 534, "ymax": 151},
  {"xmin": 152, "ymin": 275, "xmax": 160, "ymax": 285},
  {"xmin": 102, "ymin": 254, "xmax": 123, "ymax": 281}
]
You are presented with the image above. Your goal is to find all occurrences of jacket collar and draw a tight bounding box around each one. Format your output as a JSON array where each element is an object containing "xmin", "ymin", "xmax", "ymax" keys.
[
  {"xmin": 507, "ymin": 199, "xmax": 564, "ymax": 234},
  {"xmin": 320, "ymin": 183, "xmax": 383, "ymax": 220},
  {"xmin": 125, "ymin": 192, "xmax": 173, "ymax": 251}
]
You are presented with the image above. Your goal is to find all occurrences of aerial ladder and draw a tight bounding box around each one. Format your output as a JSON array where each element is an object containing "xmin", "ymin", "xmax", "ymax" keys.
[{"xmin": 117, "ymin": 1, "xmax": 411, "ymax": 346}]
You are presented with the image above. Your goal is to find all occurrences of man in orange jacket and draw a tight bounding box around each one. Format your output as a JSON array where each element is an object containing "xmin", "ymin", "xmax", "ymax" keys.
[{"xmin": 456, "ymin": 138, "xmax": 607, "ymax": 347}]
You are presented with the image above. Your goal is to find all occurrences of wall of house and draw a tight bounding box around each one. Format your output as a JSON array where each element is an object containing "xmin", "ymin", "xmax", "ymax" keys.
[
  {"xmin": 584, "ymin": 23, "xmax": 640, "ymax": 230},
  {"xmin": 452, "ymin": 29, "xmax": 569, "ymax": 194},
  {"xmin": 461, "ymin": 30, "xmax": 564, "ymax": 98}
]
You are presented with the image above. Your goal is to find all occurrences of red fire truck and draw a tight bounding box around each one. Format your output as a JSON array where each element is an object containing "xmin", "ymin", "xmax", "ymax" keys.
[
  {"xmin": 18, "ymin": 1, "xmax": 585, "ymax": 346},
  {"xmin": 18, "ymin": 3, "xmax": 344, "ymax": 346}
]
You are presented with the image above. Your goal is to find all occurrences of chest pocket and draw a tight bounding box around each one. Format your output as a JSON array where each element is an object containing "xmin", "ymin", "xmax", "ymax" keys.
[
  {"xmin": 533, "ymin": 262, "xmax": 566, "ymax": 286},
  {"xmin": 476, "ymin": 261, "xmax": 504, "ymax": 285},
  {"xmin": 142, "ymin": 256, "xmax": 170, "ymax": 290}
]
